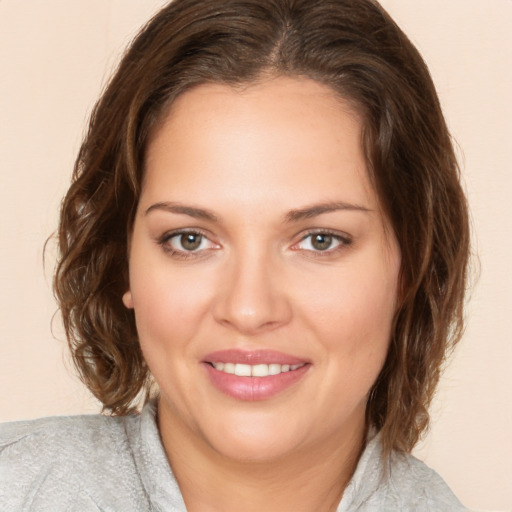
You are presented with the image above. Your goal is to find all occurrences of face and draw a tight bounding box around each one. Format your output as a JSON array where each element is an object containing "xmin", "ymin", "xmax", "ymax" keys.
[{"xmin": 123, "ymin": 77, "xmax": 401, "ymax": 463}]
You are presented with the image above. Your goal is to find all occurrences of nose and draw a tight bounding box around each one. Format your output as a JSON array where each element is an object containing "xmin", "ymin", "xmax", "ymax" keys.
[{"xmin": 212, "ymin": 247, "xmax": 292, "ymax": 335}]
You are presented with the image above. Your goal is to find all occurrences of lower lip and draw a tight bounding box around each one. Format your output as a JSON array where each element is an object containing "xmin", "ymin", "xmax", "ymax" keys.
[{"xmin": 203, "ymin": 363, "xmax": 310, "ymax": 401}]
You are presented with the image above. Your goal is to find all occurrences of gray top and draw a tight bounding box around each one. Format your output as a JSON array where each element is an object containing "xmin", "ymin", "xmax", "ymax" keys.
[{"xmin": 0, "ymin": 401, "xmax": 468, "ymax": 511}]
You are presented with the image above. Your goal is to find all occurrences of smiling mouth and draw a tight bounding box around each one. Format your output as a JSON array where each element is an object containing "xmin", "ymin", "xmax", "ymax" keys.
[
  {"xmin": 203, "ymin": 352, "xmax": 310, "ymax": 400},
  {"xmin": 208, "ymin": 362, "xmax": 307, "ymax": 377}
]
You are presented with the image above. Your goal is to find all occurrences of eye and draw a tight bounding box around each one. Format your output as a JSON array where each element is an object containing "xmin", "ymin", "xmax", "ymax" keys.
[
  {"xmin": 294, "ymin": 231, "xmax": 351, "ymax": 253},
  {"xmin": 171, "ymin": 232, "xmax": 207, "ymax": 251},
  {"xmin": 159, "ymin": 230, "xmax": 219, "ymax": 256}
]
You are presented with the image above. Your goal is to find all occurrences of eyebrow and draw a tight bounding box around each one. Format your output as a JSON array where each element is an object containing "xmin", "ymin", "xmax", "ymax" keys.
[
  {"xmin": 284, "ymin": 201, "xmax": 371, "ymax": 223},
  {"xmin": 145, "ymin": 202, "xmax": 218, "ymax": 221},
  {"xmin": 144, "ymin": 200, "xmax": 371, "ymax": 223}
]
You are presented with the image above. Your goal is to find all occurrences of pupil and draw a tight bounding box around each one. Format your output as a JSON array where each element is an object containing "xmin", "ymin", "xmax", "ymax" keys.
[
  {"xmin": 312, "ymin": 234, "xmax": 332, "ymax": 251},
  {"xmin": 181, "ymin": 233, "xmax": 201, "ymax": 251}
]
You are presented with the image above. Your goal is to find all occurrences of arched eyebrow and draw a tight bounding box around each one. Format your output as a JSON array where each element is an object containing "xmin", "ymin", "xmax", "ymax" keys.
[
  {"xmin": 145, "ymin": 202, "xmax": 218, "ymax": 221},
  {"xmin": 284, "ymin": 201, "xmax": 371, "ymax": 223},
  {"xmin": 144, "ymin": 200, "xmax": 370, "ymax": 223}
]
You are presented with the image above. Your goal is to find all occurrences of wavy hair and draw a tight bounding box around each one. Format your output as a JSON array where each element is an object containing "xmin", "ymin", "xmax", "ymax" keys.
[{"xmin": 54, "ymin": 0, "xmax": 470, "ymax": 455}]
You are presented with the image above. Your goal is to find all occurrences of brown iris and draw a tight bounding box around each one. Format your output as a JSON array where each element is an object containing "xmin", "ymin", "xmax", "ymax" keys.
[
  {"xmin": 180, "ymin": 233, "xmax": 202, "ymax": 251},
  {"xmin": 311, "ymin": 234, "xmax": 333, "ymax": 251}
]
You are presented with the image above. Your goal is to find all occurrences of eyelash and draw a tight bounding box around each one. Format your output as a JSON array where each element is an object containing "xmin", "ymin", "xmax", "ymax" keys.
[
  {"xmin": 158, "ymin": 229, "xmax": 217, "ymax": 260},
  {"xmin": 292, "ymin": 229, "xmax": 352, "ymax": 256},
  {"xmin": 157, "ymin": 229, "xmax": 352, "ymax": 260}
]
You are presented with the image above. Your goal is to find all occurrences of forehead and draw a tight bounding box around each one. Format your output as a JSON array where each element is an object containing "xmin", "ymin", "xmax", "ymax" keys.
[{"xmin": 142, "ymin": 77, "xmax": 376, "ymax": 214}]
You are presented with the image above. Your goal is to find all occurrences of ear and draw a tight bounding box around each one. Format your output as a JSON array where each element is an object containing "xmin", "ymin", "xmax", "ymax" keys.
[{"xmin": 122, "ymin": 290, "xmax": 134, "ymax": 309}]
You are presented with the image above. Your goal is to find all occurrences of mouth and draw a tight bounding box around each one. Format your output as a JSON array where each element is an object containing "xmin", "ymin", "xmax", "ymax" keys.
[
  {"xmin": 208, "ymin": 361, "xmax": 306, "ymax": 377},
  {"xmin": 202, "ymin": 350, "xmax": 311, "ymax": 401}
]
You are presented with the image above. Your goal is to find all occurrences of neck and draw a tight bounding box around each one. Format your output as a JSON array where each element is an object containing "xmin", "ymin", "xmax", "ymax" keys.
[{"xmin": 157, "ymin": 399, "xmax": 366, "ymax": 512}]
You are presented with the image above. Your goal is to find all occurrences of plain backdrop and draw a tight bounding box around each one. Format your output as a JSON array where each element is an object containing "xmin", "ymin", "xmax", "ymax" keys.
[{"xmin": 1, "ymin": 1, "xmax": 511, "ymax": 511}]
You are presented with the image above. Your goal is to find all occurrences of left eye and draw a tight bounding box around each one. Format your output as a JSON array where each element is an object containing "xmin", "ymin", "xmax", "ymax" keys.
[
  {"xmin": 167, "ymin": 232, "xmax": 212, "ymax": 252},
  {"xmin": 295, "ymin": 233, "xmax": 346, "ymax": 252}
]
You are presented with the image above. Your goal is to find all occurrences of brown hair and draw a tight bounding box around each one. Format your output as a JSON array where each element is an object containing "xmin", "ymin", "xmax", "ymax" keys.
[{"xmin": 54, "ymin": 0, "xmax": 470, "ymax": 455}]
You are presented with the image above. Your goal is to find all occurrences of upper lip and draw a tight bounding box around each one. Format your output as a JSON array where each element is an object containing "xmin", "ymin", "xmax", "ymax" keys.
[{"xmin": 203, "ymin": 349, "xmax": 308, "ymax": 365}]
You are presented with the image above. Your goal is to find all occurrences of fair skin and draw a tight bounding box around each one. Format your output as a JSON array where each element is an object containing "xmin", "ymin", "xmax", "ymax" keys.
[{"xmin": 123, "ymin": 77, "xmax": 401, "ymax": 512}]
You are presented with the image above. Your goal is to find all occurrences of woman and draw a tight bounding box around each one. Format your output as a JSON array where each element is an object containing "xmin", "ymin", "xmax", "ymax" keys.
[{"xmin": 0, "ymin": 0, "xmax": 470, "ymax": 510}]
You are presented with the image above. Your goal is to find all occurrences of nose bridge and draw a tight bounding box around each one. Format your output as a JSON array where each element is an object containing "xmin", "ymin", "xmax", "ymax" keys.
[{"xmin": 213, "ymin": 241, "xmax": 291, "ymax": 334}]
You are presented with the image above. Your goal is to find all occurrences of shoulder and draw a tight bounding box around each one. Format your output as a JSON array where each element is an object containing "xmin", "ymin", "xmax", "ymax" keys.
[
  {"xmin": 0, "ymin": 411, "xmax": 125, "ymax": 445},
  {"xmin": 0, "ymin": 412, "xmax": 130, "ymax": 469},
  {"xmin": 0, "ymin": 412, "xmax": 148, "ymax": 511},
  {"xmin": 340, "ymin": 433, "xmax": 469, "ymax": 511},
  {"xmin": 383, "ymin": 450, "xmax": 468, "ymax": 511}
]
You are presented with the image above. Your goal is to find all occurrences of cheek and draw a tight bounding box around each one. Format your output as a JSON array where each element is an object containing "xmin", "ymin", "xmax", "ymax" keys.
[
  {"xmin": 298, "ymin": 252, "xmax": 399, "ymax": 377},
  {"xmin": 128, "ymin": 259, "xmax": 214, "ymax": 353},
  {"xmin": 306, "ymin": 267, "xmax": 397, "ymax": 337}
]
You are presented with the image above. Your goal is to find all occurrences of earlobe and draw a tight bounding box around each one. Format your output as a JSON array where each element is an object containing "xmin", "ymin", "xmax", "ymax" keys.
[{"xmin": 122, "ymin": 290, "xmax": 134, "ymax": 309}]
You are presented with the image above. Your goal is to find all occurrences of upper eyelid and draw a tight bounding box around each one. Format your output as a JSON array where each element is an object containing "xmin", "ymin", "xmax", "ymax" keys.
[
  {"xmin": 157, "ymin": 228, "xmax": 352, "ymax": 239},
  {"xmin": 291, "ymin": 229, "xmax": 353, "ymax": 252},
  {"xmin": 296, "ymin": 228, "xmax": 352, "ymax": 242},
  {"xmin": 160, "ymin": 227, "xmax": 214, "ymax": 241},
  {"xmin": 158, "ymin": 229, "xmax": 218, "ymax": 250}
]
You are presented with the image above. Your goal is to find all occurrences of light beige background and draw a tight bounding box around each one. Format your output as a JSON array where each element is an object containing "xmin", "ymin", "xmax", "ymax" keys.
[{"xmin": 1, "ymin": 1, "xmax": 511, "ymax": 510}]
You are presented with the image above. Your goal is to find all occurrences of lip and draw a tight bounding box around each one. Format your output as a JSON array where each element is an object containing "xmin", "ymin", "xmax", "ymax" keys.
[
  {"xmin": 202, "ymin": 349, "xmax": 311, "ymax": 401},
  {"xmin": 203, "ymin": 349, "xmax": 308, "ymax": 365}
]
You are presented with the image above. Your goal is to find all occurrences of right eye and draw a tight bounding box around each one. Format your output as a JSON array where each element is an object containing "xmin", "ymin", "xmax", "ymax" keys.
[
  {"xmin": 159, "ymin": 230, "xmax": 219, "ymax": 258},
  {"xmin": 169, "ymin": 232, "xmax": 208, "ymax": 251}
]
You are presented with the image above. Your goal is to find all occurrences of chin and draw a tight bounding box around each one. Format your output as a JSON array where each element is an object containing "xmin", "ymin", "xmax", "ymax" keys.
[
  {"xmin": 199, "ymin": 412, "xmax": 309, "ymax": 463},
  {"xmin": 211, "ymin": 432, "xmax": 300, "ymax": 464}
]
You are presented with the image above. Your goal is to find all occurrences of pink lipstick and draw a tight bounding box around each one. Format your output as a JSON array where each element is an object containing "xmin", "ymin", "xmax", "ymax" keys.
[{"xmin": 202, "ymin": 349, "xmax": 310, "ymax": 401}]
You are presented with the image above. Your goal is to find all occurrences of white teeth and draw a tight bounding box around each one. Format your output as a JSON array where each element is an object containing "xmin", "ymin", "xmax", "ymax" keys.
[
  {"xmin": 268, "ymin": 364, "xmax": 282, "ymax": 376},
  {"xmin": 223, "ymin": 362, "xmax": 235, "ymax": 374},
  {"xmin": 252, "ymin": 364, "xmax": 269, "ymax": 377},
  {"xmin": 211, "ymin": 362, "xmax": 305, "ymax": 377},
  {"xmin": 234, "ymin": 363, "xmax": 252, "ymax": 377}
]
